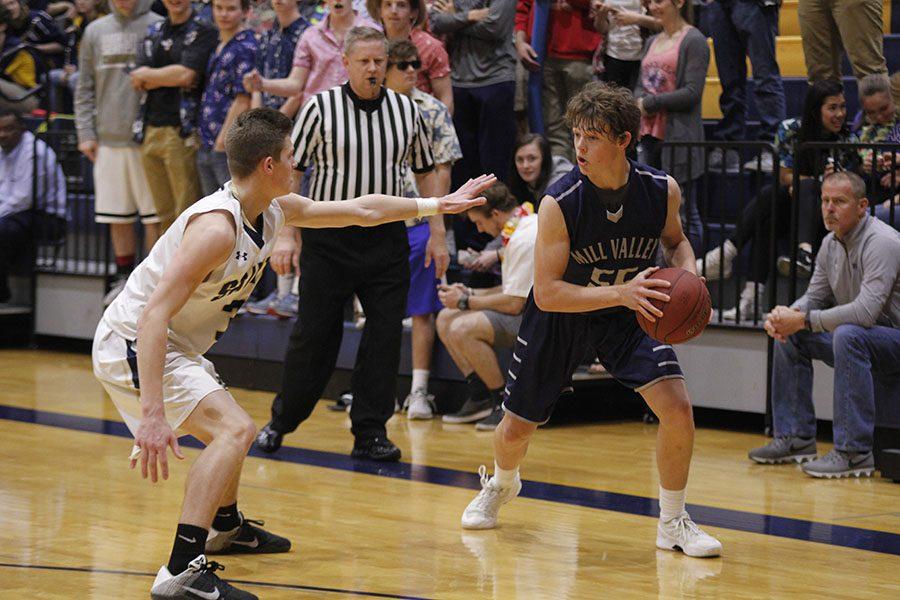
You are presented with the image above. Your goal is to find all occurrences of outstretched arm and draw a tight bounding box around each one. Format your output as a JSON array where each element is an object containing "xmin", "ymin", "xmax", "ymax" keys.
[
  {"xmin": 132, "ymin": 211, "xmax": 236, "ymax": 482},
  {"xmin": 277, "ymin": 174, "xmax": 496, "ymax": 228}
]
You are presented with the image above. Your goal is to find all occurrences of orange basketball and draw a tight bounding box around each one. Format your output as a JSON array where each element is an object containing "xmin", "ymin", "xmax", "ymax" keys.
[{"xmin": 635, "ymin": 268, "xmax": 711, "ymax": 344}]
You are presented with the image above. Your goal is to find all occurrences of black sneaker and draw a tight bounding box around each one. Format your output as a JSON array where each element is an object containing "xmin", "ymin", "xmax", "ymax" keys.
[
  {"xmin": 351, "ymin": 435, "xmax": 402, "ymax": 461},
  {"xmin": 150, "ymin": 555, "xmax": 257, "ymax": 599},
  {"xmin": 474, "ymin": 406, "xmax": 504, "ymax": 431},
  {"xmin": 442, "ymin": 397, "xmax": 495, "ymax": 424},
  {"xmin": 328, "ymin": 390, "xmax": 353, "ymax": 411},
  {"xmin": 777, "ymin": 248, "xmax": 814, "ymax": 279},
  {"xmin": 206, "ymin": 513, "xmax": 292, "ymax": 555},
  {"xmin": 254, "ymin": 423, "xmax": 283, "ymax": 453}
]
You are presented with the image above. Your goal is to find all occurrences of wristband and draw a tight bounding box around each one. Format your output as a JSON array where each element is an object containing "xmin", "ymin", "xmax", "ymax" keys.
[
  {"xmin": 458, "ymin": 293, "xmax": 470, "ymax": 310},
  {"xmin": 416, "ymin": 197, "xmax": 439, "ymax": 218}
]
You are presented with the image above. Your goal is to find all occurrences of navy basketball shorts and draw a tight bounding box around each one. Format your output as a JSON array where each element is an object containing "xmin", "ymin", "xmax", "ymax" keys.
[{"xmin": 503, "ymin": 298, "xmax": 685, "ymax": 424}]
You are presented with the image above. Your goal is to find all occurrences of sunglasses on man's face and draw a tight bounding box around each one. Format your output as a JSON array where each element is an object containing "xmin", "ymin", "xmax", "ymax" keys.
[{"xmin": 391, "ymin": 59, "xmax": 421, "ymax": 71}]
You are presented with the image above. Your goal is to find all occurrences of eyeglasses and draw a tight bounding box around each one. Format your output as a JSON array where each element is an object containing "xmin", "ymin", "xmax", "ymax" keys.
[{"xmin": 391, "ymin": 60, "xmax": 421, "ymax": 71}]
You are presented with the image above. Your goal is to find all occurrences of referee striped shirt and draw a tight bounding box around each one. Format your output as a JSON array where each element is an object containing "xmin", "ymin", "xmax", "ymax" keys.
[{"xmin": 291, "ymin": 83, "xmax": 435, "ymax": 202}]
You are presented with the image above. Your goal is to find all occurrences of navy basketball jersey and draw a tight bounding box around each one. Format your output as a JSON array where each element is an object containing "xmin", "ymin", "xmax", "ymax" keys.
[{"xmin": 544, "ymin": 161, "xmax": 670, "ymax": 312}]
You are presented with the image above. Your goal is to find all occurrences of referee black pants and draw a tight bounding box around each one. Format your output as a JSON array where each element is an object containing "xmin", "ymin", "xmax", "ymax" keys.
[{"xmin": 270, "ymin": 241, "xmax": 410, "ymax": 441}]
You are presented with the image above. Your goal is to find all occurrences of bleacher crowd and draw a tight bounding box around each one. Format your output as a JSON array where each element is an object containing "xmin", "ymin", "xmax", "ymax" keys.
[{"xmin": 1, "ymin": 0, "xmax": 898, "ymax": 474}]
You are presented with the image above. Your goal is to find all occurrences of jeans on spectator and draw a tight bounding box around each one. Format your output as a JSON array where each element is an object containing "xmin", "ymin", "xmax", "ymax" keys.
[
  {"xmin": 772, "ymin": 325, "xmax": 900, "ymax": 452},
  {"xmin": 196, "ymin": 148, "xmax": 230, "ymax": 197},
  {"xmin": 704, "ymin": 0, "xmax": 785, "ymax": 142},
  {"xmin": 47, "ymin": 69, "xmax": 79, "ymax": 114}
]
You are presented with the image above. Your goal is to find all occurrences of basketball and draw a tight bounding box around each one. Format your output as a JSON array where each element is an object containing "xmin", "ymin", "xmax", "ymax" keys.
[{"xmin": 636, "ymin": 268, "xmax": 712, "ymax": 344}]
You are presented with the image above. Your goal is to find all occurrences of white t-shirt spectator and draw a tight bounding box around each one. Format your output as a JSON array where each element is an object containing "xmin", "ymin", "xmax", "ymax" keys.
[
  {"xmin": 605, "ymin": 0, "xmax": 644, "ymax": 62},
  {"xmin": 501, "ymin": 213, "xmax": 538, "ymax": 298}
]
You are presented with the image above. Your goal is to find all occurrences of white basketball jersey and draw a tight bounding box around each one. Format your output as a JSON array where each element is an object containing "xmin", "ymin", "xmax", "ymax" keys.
[{"xmin": 103, "ymin": 183, "xmax": 285, "ymax": 355}]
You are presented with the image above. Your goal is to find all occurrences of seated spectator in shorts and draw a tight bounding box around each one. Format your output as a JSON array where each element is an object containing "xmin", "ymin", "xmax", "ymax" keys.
[
  {"xmin": 462, "ymin": 133, "xmax": 570, "ymax": 276},
  {"xmin": 46, "ymin": 0, "xmax": 106, "ymax": 113},
  {"xmin": 436, "ymin": 182, "xmax": 537, "ymax": 431},
  {"xmin": 857, "ymin": 73, "xmax": 900, "ymax": 229},
  {"xmin": 1, "ymin": 0, "xmax": 67, "ymax": 68},
  {"xmin": 0, "ymin": 107, "xmax": 66, "ymax": 303},
  {"xmin": 196, "ymin": 0, "xmax": 257, "ymax": 196},
  {"xmin": 385, "ymin": 38, "xmax": 462, "ymax": 420},
  {"xmin": 751, "ymin": 171, "xmax": 900, "ymax": 479},
  {"xmin": 0, "ymin": 17, "xmax": 39, "ymax": 113},
  {"xmin": 367, "ymin": 0, "xmax": 453, "ymax": 113}
]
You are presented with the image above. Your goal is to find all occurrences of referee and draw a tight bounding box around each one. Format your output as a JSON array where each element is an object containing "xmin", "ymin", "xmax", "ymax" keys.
[{"xmin": 256, "ymin": 27, "xmax": 443, "ymax": 461}]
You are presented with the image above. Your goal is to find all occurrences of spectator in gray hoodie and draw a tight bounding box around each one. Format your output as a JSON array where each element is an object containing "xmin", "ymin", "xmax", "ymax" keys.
[{"xmin": 75, "ymin": 0, "xmax": 162, "ymax": 305}]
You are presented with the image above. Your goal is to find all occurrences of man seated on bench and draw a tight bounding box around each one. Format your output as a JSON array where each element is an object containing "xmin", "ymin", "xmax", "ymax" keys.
[
  {"xmin": 436, "ymin": 182, "xmax": 538, "ymax": 431},
  {"xmin": 0, "ymin": 107, "xmax": 66, "ymax": 303},
  {"xmin": 750, "ymin": 171, "xmax": 900, "ymax": 478}
]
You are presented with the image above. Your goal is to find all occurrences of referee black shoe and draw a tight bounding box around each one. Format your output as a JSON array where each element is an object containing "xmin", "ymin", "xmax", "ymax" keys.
[
  {"xmin": 351, "ymin": 435, "xmax": 402, "ymax": 462},
  {"xmin": 254, "ymin": 422, "xmax": 283, "ymax": 453},
  {"xmin": 206, "ymin": 513, "xmax": 292, "ymax": 555}
]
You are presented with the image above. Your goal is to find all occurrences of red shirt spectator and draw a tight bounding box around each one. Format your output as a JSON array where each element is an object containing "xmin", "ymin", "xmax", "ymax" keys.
[
  {"xmin": 409, "ymin": 27, "xmax": 449, "ymax": 95},
  {"xmin": 514, "ymin": 0, "xmax": 600, "ymax": 62}
]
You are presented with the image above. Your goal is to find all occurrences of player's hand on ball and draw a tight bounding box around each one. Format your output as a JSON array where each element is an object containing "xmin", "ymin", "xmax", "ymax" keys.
[
  {"xmin": 620, "ymin": 266, "xmax": 671, "ymax": 322},
  {"xmin": 131, "ymin": 414, "xmax": 184, "ymax": 483},
  {"xmin": 438, "ymin": 174, "xmax": 496, "ymax": 214}
]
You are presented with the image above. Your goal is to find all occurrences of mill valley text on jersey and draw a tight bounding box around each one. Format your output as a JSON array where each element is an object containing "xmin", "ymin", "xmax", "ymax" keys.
[{"xmin": 549, "ymin": 162, "xmax": 670, "ymax": 295}]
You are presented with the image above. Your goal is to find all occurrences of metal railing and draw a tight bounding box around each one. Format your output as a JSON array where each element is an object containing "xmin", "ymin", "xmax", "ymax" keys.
[
  {"xmin": 31, "ymin": 125, "xmax": 113, "ymax": 278},
  {"xmin": 659, "ymin": 140, "xmax": 780, "ymax": 329}
]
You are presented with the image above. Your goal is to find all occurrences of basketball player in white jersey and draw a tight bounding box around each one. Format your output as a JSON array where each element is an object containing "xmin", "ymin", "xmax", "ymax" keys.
[{"xmin": 92, "ymin": 108, "xmax": 494, "ymax": 600}]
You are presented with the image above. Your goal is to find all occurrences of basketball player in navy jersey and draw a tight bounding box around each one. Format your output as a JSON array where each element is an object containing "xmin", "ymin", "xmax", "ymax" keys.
[
  {"xmin": 92, "ymin": 108, "xmax": 494, "ymax": 599},
  {"xmin": 460, "ymin": 83, "xmax": 722, "ymax": 557}
]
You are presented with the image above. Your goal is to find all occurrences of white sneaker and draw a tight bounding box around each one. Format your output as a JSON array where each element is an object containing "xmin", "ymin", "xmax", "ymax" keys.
[
  {"xmin": 720, "ymin": 282, "xmax": 765, "ymax": 322},
  {"xmin": 461, "ymin": 465, "xmax": 522, "ymax": 529},
  {"xmin": 696, "ymin": 239, "xmax": 737, "ymax": 281},
  {"xmin": 406, "ymin": 388, "xmax": 435, "ymax": 420},
  {"xmin": 657, "ymin": 512, "xmax": 722, "ymax": 558}
]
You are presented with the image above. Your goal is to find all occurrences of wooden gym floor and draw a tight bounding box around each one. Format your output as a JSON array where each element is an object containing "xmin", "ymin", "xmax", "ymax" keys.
[{"xmin": 0, "ymin": 349, "xmax": 898, "ymax": 599}]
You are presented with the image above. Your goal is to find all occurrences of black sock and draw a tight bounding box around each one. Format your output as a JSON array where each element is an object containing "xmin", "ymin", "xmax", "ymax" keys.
[
  {"xmin": 488, "ymin": 388, "xmax": 503, "ymax": 406},
  {"xmin": 212, "ymin": 503, "xmax": 241, "ymax": 532},
  {"xmin": 168, "ymin": 523, "xmax": 208, "ymax": 575},
  {"xmin": 466, "ymin": 373, "xmax": 489, "ymax": 401}
]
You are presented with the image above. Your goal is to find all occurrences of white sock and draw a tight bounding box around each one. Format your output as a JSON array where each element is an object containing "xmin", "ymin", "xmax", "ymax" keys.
[
  {"xmin": 659, "ymin": 486, "xmax": 686, "ymax": 522},
  {"xmin": 276, "ymin": 273, "xmax": 293, "ymax": 299},
  {"xmin": 291, "ymin": 273, "xmax": 299, "ymax": 295},
  {"xmin": 493, "ymin": 461, "xmax": 519, "ymax": 487},
  {"xmin": 411, "ymin": 369, "xmax": 429, "ymax": 393}
]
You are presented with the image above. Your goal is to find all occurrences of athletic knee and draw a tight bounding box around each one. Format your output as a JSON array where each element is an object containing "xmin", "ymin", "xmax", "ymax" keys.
[
  {"xmin": 221, "ymin": 415, "xmax": 257, "ymax": 450},
  {"xmin": 435, "ymin": 309, "xmax": 453, "ymax": 337},
  {"xmin": 655, "ymin": 396, "xmax": 694, "ymax": 426},
  {"xmin": 497, "ymin": 415, "xmax": 536, "ymax": 445}
]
